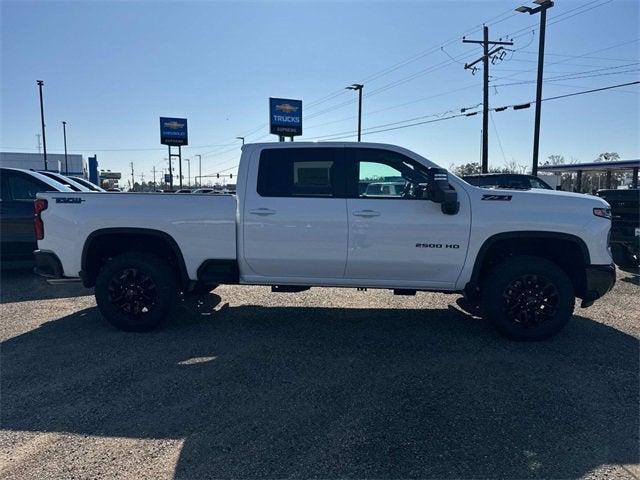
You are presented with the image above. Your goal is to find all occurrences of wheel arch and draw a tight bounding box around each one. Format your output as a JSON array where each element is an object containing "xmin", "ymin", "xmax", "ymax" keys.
[
  {"xmin": 466, "ymin": 231, "xmax": 591, "ymax": 300},
  {"xmin": 81, "ymin": 228, "xmax": 189, "ymax": 288}
]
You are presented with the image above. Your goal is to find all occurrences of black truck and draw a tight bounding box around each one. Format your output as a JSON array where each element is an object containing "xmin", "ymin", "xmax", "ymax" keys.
[{"xmin": 597, "ymin": 189, "xmax": 639, "ymax": 268}]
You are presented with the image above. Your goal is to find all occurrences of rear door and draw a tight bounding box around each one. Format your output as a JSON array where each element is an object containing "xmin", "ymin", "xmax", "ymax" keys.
[
  {"xmin": 344, "ymin": 147, "xmax": 471, "ymax": 287},
  {"xmin": 0, "ymin": 172, "xmax": 47, "ymax": 260},
  {"xmin": 242, "ymin": 147, "xmax": 349, "ymax": 279}
]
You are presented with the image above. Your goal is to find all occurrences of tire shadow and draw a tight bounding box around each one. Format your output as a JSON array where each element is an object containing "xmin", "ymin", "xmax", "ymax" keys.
[
  {"xmin": 0, "ymin": 269, "xmax": 92, "ymax": 304},
  {"xmin": 1, "ymin": 299, "xmax": 638, "ymax": 478}
]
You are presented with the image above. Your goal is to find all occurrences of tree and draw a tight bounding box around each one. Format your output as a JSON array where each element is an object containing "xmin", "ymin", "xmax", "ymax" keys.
[
  {"xmin": 453, "ymin": 162, "xmax": 482, "ymax": 176},
  {"xmin": 545, "ymin": 154, "xmax": 565, "ymax": 166},
  {"xmin": 596, "ymin": 152, "xmax": 620, "ymax": 162}
]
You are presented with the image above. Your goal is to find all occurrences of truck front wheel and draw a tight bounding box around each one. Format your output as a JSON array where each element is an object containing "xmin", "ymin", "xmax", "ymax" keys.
[
  {"xmin": 95, "ymin": 252, "xmax": 177, "ymax": 332},
  {"xmin": 481, "ymin": 256, "xmax": 575, "ymax": 341}
]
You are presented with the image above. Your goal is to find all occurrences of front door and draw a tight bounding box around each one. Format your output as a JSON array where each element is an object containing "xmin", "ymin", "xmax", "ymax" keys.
[
  {"xmin": 242, "ymin": 147, "xmax": 349, "ymax": 280},
  {"xmin": 344, "ymin": 148, "xmax": 470, "ymax": 287}
]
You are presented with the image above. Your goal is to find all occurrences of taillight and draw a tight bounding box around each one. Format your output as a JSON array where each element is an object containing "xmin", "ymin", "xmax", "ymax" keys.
[{"xmin": 34, "ymin": 199, "xmax": 48, "ymax": 240}]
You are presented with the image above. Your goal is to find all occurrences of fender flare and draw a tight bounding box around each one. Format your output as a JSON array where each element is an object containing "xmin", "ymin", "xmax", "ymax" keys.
[
  {"xmin": 80, "ymin": 227, "xmax": 189, "ymax": 287},
  {"xmin": 467, "ymin": 231, "xmax": 591, "ymax": 289}
]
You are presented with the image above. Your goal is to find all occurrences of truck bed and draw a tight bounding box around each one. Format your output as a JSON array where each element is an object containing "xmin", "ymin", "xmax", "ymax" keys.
[{"xmin": 37, "ymin": 192, "xmax": 237, "ymax": 279}]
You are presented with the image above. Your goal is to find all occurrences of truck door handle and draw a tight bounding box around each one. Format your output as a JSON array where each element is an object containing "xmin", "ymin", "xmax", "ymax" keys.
[
  {"xmin": 352, "ymin": 210, "xmax": 381, "ymax": 218},
  {"xmin": 249, "ymin": 208, "xmax": 276, "ymax": 216}
]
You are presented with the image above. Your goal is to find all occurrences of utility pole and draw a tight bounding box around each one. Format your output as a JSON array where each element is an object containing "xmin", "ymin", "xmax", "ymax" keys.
[
  {"xmin": 37, "ymin": 80, "xmax": 48, "ymax": 170},
  {"xmin": 152, "ymin": 166, "xmax": 157, "ymax": 187},
  {"xmin": 195, "ymin": 154, "xmax": 202, "ymax": 187},
  {"xmin": 130, "ymin": 162, "xmax": 135, "ymax": 191},
  {"xmin": 346, "ymin": 84, "xmax": 364, "ymax": 141},
  {"xmin": 516, "ymin": 0, "xmax": 554, "ymax": 175},
  {"xmin": 185, "ymin": 159, "xmax": 191, "ymax": 187},
  {"xmin": 463, "ymin": 28, "xmax": 512, "ymax": 173},
  {"xmin": 62, "ymin": 121, "xmax": 69, "ymax": 174}
]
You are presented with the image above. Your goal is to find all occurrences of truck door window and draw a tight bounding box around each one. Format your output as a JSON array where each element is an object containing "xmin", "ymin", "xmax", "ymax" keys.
[
  {"xmin": 354, "ymin": 149, "xmax": 429, "ymax": 199},
  {"xmin": 7, "ymin": 174, "xmax": 44, "ymax": 201},
  {"xmin": 257, "ymin": 148, "xmax": 345, "ymax": 197}
]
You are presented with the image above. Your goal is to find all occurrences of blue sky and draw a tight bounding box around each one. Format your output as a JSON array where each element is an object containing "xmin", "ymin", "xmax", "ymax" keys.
[{"xmin": 1, "ymin": 0, "xmax": 638, "ymax": 183}]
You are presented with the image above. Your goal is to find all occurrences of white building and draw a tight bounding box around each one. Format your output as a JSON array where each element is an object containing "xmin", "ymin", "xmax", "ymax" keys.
[{"xmin": 0, "ymin": 152, "xmax": 85, "ymax": 176}]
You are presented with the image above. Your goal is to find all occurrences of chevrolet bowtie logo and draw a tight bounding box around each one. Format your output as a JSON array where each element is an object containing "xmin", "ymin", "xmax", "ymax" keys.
[{"xmin": 275, "ymin": 103, "xmax": 298, "ymax": 114}]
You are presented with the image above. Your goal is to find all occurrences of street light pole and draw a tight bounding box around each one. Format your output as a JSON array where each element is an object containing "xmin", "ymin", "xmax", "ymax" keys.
[
  {"xmin": 37, "ymin": 80, "xmax": 48, "ymax": 170},
  {"xmin": 62, "ymin": 121, "xmax": 68, "ymax": 174},
  {"xmin": 236, "ymin": 136, "xmax": 245, "ymax": 146},
  {"xmin": 186, "ymin": 159, "xmax": 191, "ymax": 187},
  {"xmin": 195, "ymin": 154, "xmax": 202, "ymax": 187},
  {"xmin": 346, "ymin": 84, "xmax": 364, "ymax": 141},
  {"xmin": 516, "ymin": 0, "xmax": 554, "ymax": 176}
]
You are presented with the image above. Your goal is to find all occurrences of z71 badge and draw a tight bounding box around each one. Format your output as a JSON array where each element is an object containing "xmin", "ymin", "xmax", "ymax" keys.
[
  {"xmin": 54, "ymin": 197, "xmax": 85, "ymax": 204},
  {"xmin": 481, "ymin": 194, "xmax": 512, "ymax": 201}
]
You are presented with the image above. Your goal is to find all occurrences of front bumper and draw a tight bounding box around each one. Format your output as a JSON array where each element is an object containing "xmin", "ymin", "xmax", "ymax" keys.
[
  {"xmin": 581, "ymin": 263, "xmax": 616, "ymax": 308},
  {"xmin": 33, "ymin": 249, "xmax": 63, "ymax": 278}
]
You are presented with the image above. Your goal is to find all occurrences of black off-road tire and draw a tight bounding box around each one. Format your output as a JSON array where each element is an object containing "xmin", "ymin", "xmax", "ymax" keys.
[
  {"xmin": 95, "ymin": 252, "xmax": 177, "ymax": 332},
  {"xmin": 188, "ymin": 282, "xmax": 219, "ymax": 295},
  {"xmin": 481, "ymin": 256, "xmax": 575, "ymax": 341}
]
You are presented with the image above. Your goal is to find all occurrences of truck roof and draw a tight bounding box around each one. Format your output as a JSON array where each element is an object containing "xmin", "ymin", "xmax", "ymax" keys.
[
  {"xmin": 1, "ymin": 167, "xmax": 74, "ymax": 192},
  {"xmin": 244, "ymin": 141, "xmax": 404, "ymax": 150}
]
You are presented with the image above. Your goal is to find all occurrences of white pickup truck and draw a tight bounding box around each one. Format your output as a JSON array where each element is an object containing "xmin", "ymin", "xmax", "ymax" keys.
[{"xmin": 35, "ymin": 142, "xmax": 615, "ymax": 340}]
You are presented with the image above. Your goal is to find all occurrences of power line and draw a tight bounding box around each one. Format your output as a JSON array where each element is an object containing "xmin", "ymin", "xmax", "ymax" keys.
[
  {"xmin": 502, "ymin": 0, "xmax": 613, "ymax": 40},
  {"xmin": 490, "ymin": 111, "xmax": 508, "ymax": 164},
  {"xmin": 201, "ymin": 81, "xmax": 640, "ymax": 175},
  {"xmin": 314, "ymin": 80, "xmax": 640, "ymax": 142},
  {"xmin": 492, "ymin": 68, "xmax": 640, "ymax": 88},
  {"xmin": 491, "ymin": 38, "xmax": 640, "ymax": 84}
]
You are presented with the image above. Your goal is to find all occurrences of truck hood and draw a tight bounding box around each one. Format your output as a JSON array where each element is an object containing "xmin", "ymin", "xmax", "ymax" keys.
[{"xmin": 470, "ymin": 186, "xmax": 610, "ymax": 207}]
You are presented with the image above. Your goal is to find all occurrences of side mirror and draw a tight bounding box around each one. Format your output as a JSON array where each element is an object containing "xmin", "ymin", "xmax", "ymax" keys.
[{"xmin": 424, "ymin": 168, "xmax": 460, "ymax": 215}]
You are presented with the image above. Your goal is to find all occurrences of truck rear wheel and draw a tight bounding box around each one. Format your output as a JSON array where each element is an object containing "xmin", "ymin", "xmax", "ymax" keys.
[
  {"xmin": 481, "ymin": 256, "xmax": 575, "ymax": 341},
  {"xmin": 95, "ymin": 252, "xmax": 177, "ymax": 332}
]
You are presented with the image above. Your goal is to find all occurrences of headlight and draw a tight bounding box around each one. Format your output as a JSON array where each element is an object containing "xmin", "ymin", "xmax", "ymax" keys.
[{"xmin": 593, "ymin": 207, "xmax": 611, "ymax": 219}]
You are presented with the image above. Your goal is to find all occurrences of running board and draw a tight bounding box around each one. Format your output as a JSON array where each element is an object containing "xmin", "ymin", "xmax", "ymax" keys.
[{"xmin": 46, "ymin": 278, "xmax": 83, "ymax": 285}]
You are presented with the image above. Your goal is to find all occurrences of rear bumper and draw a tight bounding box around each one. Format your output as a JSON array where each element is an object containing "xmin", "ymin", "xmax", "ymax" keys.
[
  {"xmin": 33, "ymin": 250, "xmax": 63, "ymax": 278},
  {"xmin": 581, "ymin": 263, "xmax": 616, "ymax": 308}
]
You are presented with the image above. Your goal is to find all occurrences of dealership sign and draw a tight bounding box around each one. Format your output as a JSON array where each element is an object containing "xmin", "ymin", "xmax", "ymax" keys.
[
  {"xmin": 269, "ymin": 98, "xmax": 302, "ymax": 137},
  {"xmin": 160, "ymin": 117, "xmax": 188, "ymax": 146},
  {"xmin": 99, "ymin": 170, "xmax": 121, "ymax": 179}
]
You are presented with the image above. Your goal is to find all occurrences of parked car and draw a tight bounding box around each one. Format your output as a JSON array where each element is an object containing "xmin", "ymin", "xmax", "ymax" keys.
[
  {"xmin": 462, "ymin": 173, "xmax": 552, "ymax": 190},
  {"xmin": 597, "ymin": 189, "xmax": 639, "ymax": 267},
  {"xmin": 37, "ymin": 171, "xmax": 93, "ymax": 192},
  {"xmin": 107, "ymin": 187, "xmax": 121, "ymax": 192},
  {"xmin": 193, "ymin": 188, "xmax": 217, "ymax": 194},
  {"xmin": 364, "ymin": 181, "xmax": 406, "ymax": 197},
  {"xmin": 174, "ymin": 189, "xmax": 192, "ymax": 194},
  {"xmin": 69, "ymin": 176, "xmax": 106, "ymax": 192},
  {"xmin": 0, "ymin": 168, "xmax": 72, "ymax": 265},
  {"xmin": 36, "ymin": 142, "xmax": 614, "ymax": 340}
]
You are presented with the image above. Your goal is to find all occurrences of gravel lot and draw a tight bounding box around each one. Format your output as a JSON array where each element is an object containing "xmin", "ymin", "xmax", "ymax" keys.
[{"xmin": 1, "ymin": 267, "xmax": 638, "ymax": 479}]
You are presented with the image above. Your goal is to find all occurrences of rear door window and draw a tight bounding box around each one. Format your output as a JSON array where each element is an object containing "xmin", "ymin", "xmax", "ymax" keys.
[{"xmin": 257, "ymin": 148, "xmax": 346, "ymax": 198}]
